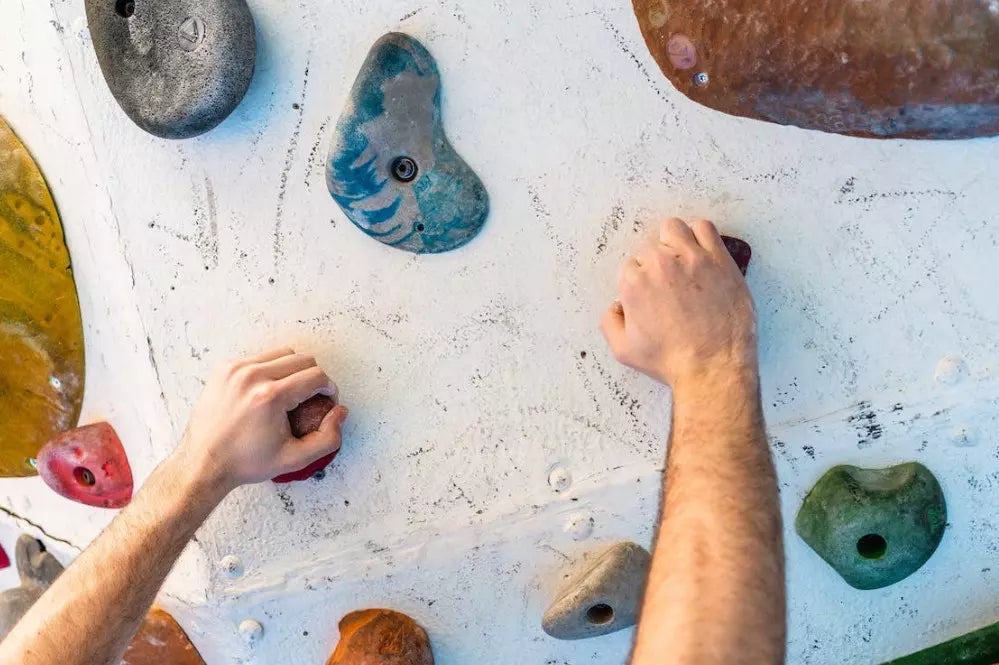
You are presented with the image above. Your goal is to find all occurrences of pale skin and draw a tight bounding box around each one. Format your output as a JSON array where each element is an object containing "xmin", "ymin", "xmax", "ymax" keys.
[
  {"xmin": 0, "ymin": 348, "xmax": 349, "ymax": 665},
  {"xmin": 601, "ymin": 218, "xmax": 785, "ymax": 665},
  {"xmin": 0, "ymin": 218, "xmax": 782, "ymax": 665}
]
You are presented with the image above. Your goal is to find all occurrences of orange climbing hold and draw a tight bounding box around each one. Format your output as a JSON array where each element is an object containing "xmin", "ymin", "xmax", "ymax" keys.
[
  {"xmin": 327, "ymin": 609, "xmax": 434, "ymax": 665},
  {"xmin": 37, "ymin": 422, "xmax": 133, "ymax": 509},
  {"xmin": 121, "ymin": 607, "xmax": 206, "ymax": 665},
  {"xmin": 0, "ymin": 117, "xmax": 85, "ymax": 477}
]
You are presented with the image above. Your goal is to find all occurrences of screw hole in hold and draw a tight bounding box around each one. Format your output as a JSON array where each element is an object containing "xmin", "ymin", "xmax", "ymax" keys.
[
  {"xmin": 73, "ymin": 466, "xmax": 96, "ymax": 487},
  {"xmin": 857, "ymin": 533, "xmax": 888, "ymax": 560},
  {"xmin": 416, "ymin": 223, "xmax": 425, "ymax": 232},
  {"xmin": 586, "ymin": 604, "xmax": 615, "ymax": 626},
  {"xmin": 391, "ymin": 156, "xmax": 418, "ymax": 183},
  {"xmin": 114, "ymin": 0, "xmax": 135, "ymax": 18}
]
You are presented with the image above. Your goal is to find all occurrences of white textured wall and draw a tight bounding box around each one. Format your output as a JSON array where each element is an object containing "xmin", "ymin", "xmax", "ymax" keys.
[{"xmin": 2, "ymin": 1, "xmax": 999, "ymax": 663}]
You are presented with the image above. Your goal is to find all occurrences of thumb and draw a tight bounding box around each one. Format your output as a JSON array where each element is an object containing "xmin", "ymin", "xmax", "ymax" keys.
[
  {"xmin": 280, "ymin": 405, "xmax": 349, "ymax": 470},
  {"xmin": 600, "ymin": 301, "xmax": 628, "ymax": 362}
]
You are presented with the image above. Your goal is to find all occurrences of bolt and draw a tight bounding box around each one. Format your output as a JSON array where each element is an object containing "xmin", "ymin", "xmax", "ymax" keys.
[
  {"xmin": 239, "ymin": 619, "xmax": 264, "ymax": 645},
  {"xmin": 548, "ymin": 465, "xmax": 572, "ymax": 493},
  {"xmin": 935, "ymin": 356, "xmax": 968, "ymax": 385},
  {"xmin": 951, "ymin": 426, "xmax": 977, "ymax": 448},
  {"xmin": 693, "ymin": 72, "xmax": 710, "ymax": 87},
  {"xmin": 391, "ymin": 156, "xmax": 418, "ymax": 183},
  {"xmin": 220, "ymin": 555, "xmax": 244, "ymax": 579},
  {"xmin": 177, "ymin": 16, "xmax": 206, "ymax": 52},
  {"xmin": 565, "ymin": 513, "xmax": 595, "ymax": 541}
]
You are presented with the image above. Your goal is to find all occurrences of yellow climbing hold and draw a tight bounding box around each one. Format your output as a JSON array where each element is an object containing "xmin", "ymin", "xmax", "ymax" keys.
[{"xmin": 0, "ymin": 117, "xmax": 84, "ymax": 477}]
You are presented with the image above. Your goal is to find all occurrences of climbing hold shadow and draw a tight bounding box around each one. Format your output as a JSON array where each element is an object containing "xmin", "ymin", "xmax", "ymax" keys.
[
  {"xmin": 0, "ymin": 535, "xmax": 64, "ymax": 640},
  {"xmin": 327, "ymin": 33, "xmax": 490, "ymax": 254},
  {"xmin": 85, "ymin": 0, "xmax": 256, "ymax": 139},
  {"xmin": 123, "ymin": 606, "xmax": 207, "ymax": 665},
  {"xmin": 542, "ymin": 541, "xmax": 651, "ymax": 640},
  {"xmin": 631, "ymin": 0, "xmax": 999, "ymax": 139},
  {"xmin": 326, "ymin": 609, "xmax": 434, "ymax": 665},
  {"xmin": 721, "ymin": 235, "xmax": 751, "ymax": 276},
  {"xmin": 879, "ymin": 620, "xmax": 999, "ymax": 665},
  {"xmin": 0, "ymin": 117, "xmax": 85, "ymax": 478},
  {"xmin": 272, "ymin": 394, "xmax": 339, "ymax": 484},
  {"xmin": 796, "ymin": 463, "xmax": 946, "ymax": 590},
  {"xmin": 37, "ymin": 422, "xmax": 134, "ymax": 509}
]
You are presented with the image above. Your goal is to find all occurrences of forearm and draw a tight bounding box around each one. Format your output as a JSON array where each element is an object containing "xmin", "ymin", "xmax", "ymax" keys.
[
  {"xmin": 0, "ymin": 448, "xmax": 228, "ymax": 665},
  {"xmin": 632, "ymin": 366, "xmax": 785, "ymax": 665}
]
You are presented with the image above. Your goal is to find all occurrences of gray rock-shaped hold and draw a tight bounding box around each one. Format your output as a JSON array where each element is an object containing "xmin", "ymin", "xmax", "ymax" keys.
[
  {"xmin": 85, "ymin": 0, "xmax": 256, "ymax": 139},
  {"xmin": 0, "ymin": 535, "xmax": 65, "ymax": 640},
  {"xmin": 542, "ymin": 541, "xmax": 651, "ymax": 641},
  {"xmin": 327, "ymin": 33, "xmax": 490, "ymax": 254}
]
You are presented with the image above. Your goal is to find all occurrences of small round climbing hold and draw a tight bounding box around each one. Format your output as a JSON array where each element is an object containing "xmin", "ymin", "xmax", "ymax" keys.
[
  {"xmin": 548, "ymin": 465, "xmax": 572, "ymax": 493},
  {"xmin": 565, "ymin": 513, "xmax": 595, "ymax": 541},
  {"xmin": 935, "ymin": 356, "xmax": 968, "ymax": 385},
  {"xmin": 219, "ymin": 555, "xmax": 244, "ymax": 579},
  {"xmin": 391, "ymin": 156, "xmax": 419, "ymax": 183},
  {"xmin": 238, "ymin": 619, "xmax": 263, "ymax": 645}
]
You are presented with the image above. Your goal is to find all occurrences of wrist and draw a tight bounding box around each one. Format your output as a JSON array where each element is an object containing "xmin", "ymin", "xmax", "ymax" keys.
[
  {"xmin": 671, "ymin": 352, "xmax": 760, "ymax": 404},
  {"xmin": 165, "ymin": 442, "xmax": 236, "ymax": 507}
]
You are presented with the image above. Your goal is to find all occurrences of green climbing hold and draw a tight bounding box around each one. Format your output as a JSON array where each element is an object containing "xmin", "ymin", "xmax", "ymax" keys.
[
  {"xmin": 795, "ymin": 463, "xmax": 946, "ymax": 590},
  {"xmin": 880, "ymin": 621, "xmax": 999, "ymax": 665}
]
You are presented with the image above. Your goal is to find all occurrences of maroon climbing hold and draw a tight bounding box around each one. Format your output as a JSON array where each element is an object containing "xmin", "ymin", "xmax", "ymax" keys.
[
  {"xmin": 721, "ymin": 236, "xmax": 752, "ymax": 276},
  {"xmin": 272, "ymin": 394, "xmax": 339, "ymax": 484},
  {"xmin": 37, "ymin": 422, "xmax": 133, "ymax": 509},
  {"xmin": 0, "ymin": 544, "xmax": 8, "ymax": 571}
]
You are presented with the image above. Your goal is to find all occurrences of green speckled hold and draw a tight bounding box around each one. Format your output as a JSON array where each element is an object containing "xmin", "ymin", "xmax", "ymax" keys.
[
  {"xmin": 880, "ymin": 621, "xmax": 999, "ymax": 665},
  {"xmin": 795, "ymin": 463, "xmax": 946, "ymax": 590}
]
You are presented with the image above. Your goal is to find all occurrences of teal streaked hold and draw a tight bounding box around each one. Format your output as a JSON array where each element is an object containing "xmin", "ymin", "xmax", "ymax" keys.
[
  {"xmin": 881, "ymin": 621, "xmax": 999, "ymax": 665},
  {"xmin": 326, "ymin": 33, "xmax": 489, "ymax": 254},
  {"xmin": 795, "ymin": 463, "xmax": 946, "ymax": 590}
]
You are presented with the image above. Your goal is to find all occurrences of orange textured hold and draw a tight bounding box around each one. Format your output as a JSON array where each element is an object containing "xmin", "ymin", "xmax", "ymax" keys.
[
  {"xmin": 633, "ymin": 0, "xmax": 999, "ymax": 139},
  {"xmin": 121, "ymin": 607, "xmax": 205, "ymax": 665},
  {"xmin": 327, "ymin": 609, "xmax": 434, "ymax": 665}
]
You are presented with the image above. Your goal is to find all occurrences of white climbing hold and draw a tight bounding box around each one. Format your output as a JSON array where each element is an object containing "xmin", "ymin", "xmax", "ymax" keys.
[
  {"xmin": 239, "ymin": 619, "xmax": 264, "ymax": 645},
  {"xmin": 934, "ymin": 356, "xmax": 968, "ymax": 385}
]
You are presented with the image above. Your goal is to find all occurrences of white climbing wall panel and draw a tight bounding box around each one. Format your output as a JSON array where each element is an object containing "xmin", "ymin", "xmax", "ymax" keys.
[{"xmin": 1, "ymin": 1, "xmax": 999, "ymax": 663}]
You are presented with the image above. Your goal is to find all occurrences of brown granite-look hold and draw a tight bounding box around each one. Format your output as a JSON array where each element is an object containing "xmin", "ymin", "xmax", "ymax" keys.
[
  {"xmin": 121, "ymin": 607, "xmax": 206, "ymax": 665},
  {"xmin": 327, "ymin": 609, "xmax": 434, "ymax": 665},
  {"xmin": 632, "ymin": 0, "xmax": 999, "ymax": 139}
]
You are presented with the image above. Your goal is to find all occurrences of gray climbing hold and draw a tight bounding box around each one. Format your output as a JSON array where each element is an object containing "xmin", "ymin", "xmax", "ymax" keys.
[
  {"xmin": 85, "ymin": 0, "xmax": 256, "ymax": 139},
  {"xmin": 327, "ymin": 33, "xmax": 490, "ymax": 254},
  {"xmin": 542, "ymin": 541, "xmax": 651, "ymax": 640},
  {"xmin": 0, "ymin": 535, "xmax": 65, "ymax": 640}
]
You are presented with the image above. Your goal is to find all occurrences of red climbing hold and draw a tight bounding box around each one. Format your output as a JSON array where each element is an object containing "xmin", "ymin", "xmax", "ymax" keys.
[
  {"xmin": 37, "ymin": 422, "xmax": 133, "ymax": 509},
  {"xmin": 721, "ymin": 236, "xmax": 752, "ymax": 276},
  {"xmin": 272, "ymin": 394, "xmax": 339, "ymax": 484},
  {"xmin": 0, "ymin": 543, "xmax": 9, "ymax": 571}
]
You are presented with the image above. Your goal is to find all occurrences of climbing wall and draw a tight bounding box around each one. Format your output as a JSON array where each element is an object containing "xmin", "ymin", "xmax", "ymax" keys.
[{"xmin": 1, "ymin": 1, "xmax": 998, "ymax": 664}]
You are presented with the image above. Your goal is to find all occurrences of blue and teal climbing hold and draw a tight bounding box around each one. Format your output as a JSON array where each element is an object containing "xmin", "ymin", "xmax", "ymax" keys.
[{"xmin": 326, "ymin": 33, "xmax": 489, "ymax": 254}]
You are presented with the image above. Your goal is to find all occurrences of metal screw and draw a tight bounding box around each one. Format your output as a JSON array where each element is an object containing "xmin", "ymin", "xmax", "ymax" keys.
[
  {"xmin": 693, "ymin": 72, "xmax": 710, "ymax": 87},
  {"xmin": 220, "ymin": 555, "xmax": 244, "ymax": 579},
  {"xmin": 391, "ymin": 156, "xmax": 418, "ymax": 183},
  {"xmin": 548, "ymin": 465, "xmax": 572, "ymax": 493},
  {"xmin": 239, "ymin": 619, "xmax": 264, "ymax": 645},
  {"xmin": 178, "ymin": 16, "xmax": 206, "ymax": 52},
  {"xmin": 312, "ymin": 469, "xmax": 326, "ymax": 481}
]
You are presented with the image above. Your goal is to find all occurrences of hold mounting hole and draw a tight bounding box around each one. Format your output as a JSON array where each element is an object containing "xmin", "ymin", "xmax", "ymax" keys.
[
  {"xmin": 391, "ymin": 156, "xmax": 418, "ymax": 183},
  {"xmin": 73, "ymin": 466, "xmax": 96, "ymax": 487},
  {"xmin": 586, "ymin": 604, "xmax": 614, "ymax": 626},
  {"xmin": 114, "ymin": 0, "xmax": 135, "ymax": 18},
  {"xmin": 857, "ymin": 533, "xmax": 887, "ymax": 560},
  {"xmin": 416, "ymin": 223, "xmax": 425, "ymax": 232}
]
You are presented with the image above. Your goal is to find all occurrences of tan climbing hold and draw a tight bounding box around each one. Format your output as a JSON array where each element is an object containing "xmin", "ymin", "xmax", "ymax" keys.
[
  {"xmin": 121, "ymin": 606, "xmax": 206, "ymax": 665},
  {"xmin": 327, "ymin": 609, "xmax": 434, "ymax": 665}
]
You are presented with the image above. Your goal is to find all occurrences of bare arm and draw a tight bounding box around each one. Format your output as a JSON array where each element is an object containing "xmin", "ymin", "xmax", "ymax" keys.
[
  {"xmin": 0, "ymin": 348, "xmax": 349, "ymax": 665},
  {"xmin": 601, "ymin": 218, "xmax": 785, "ymax": 665}
]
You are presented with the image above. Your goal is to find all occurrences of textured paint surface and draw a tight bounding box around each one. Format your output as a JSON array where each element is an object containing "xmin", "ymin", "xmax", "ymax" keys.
[
  {"xmin": 273, "ymin": 394, "xmax": 339, "ymax": 483},
  {"xmin": 2, "ymin": 2, "xmax": 999, "ymax": 664},
  {"xmin": 880, "ymin": 620, "xmax": 999, "ymax": 665},
  {"xmin": 327, "ymin": 33, "xmax": 489, "ymax": 253},
  {"xmin": 121, "ymin": 606, "xmax": 207, "ymax": 665},
  {"xmin": 632, "ymin": 0, "xmax": 999, "ymax": 139},
  {"xmin": 85, "ymin": 0, "xmax": 256, "ymax": 138},
  {"xmin": 327, "ymin": 609, "xmax": 434, "ymax": 665},
  {"xmin": 542, "ymin": 541, "xmax": 651, "ymax": 640},
  {"xmin": 796, "ymin": 463, "xmax": 946, "ymax": 590},
  {"xmin": 37, "ymin": 422, "xmax": 134, "ymax": 509},
  {"xmin": 0, "ymin": 117, "xmax": 85, "ymax": 477}
]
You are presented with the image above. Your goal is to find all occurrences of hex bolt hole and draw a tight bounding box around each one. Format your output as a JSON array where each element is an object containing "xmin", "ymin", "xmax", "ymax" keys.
[
  {"xmin": 391, "ymin": 156, "xmax": 418, "ymax": 183},
  {"xmin": 586, "ymin": 604, "xmax": 615, "ymax": 626},
  {"xmin": 115, "ymin": 0, "xmax": 136, "ymax": 18},
  {"xmin": 416, "ymin": 223, "xmax": 425, "ymax": 232},
  {"xmin": 857, "ymin": 533, "xmax": 887, "ymax": 560},
  {"xmin": 73, "ymin": 466, "xmax": 96, "ymax": 487}
]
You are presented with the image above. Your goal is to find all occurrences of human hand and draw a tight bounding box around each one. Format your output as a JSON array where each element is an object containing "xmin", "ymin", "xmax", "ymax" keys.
[
  {"xmin": 600, "ymin": 218, "xmax": 758, "ymax": 388},
  {"xmin": 178, "ymin": 348, "xmax": 349, "ymax": 492}
]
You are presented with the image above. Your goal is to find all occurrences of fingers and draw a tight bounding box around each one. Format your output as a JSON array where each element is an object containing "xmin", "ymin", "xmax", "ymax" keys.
[
  {"xmin": 600, "ymin": 302, "xmax": 628, "ymax": 363},
  {"xmin": 275, "ymin": 365, "xmax": 336, "ymax": 410},
  {"xmin": 659, "ymin": 217, "xmax": 697, "ymax": 251},
  {"xmin": 688, "ymin": 219, "xmax": 728, "ymax": 259},
  {"xmin": 279, "ymin": 406, "xmax": 349, "ymax": 470},
  {"xmin": 244, "ymin": 347, "xmax": 295, "ymax": 365},
  {"xmin": 252, "ymin": 353, "xmax": 318, "ymax": 380}
]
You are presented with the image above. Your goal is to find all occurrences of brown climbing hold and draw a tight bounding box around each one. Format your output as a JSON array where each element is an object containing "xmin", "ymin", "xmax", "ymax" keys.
[
  {"xmin": 327, "ymin": 609, "xmax": 434, "ymax": 665},
  {"xmin": 721, "ymin": 235, "xmax": 751, "ymax": 276},
  {"xmin": 273, "ymin": 394, "xmax": 339, "ymax": 483},
  {"xmin": 37, "ymin": 422, "xmax": 134, "ymax": 509},
  {"xmin": 632, "ymin": 0, "xmax": 999, "ymax": 139},
  {"xmin": 121, "ymin": 606, "xmax": 206, "ymax": 665},
  {"xmin": 0, "ymin": 117, "xmax": 85, "ymax": 477}
]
